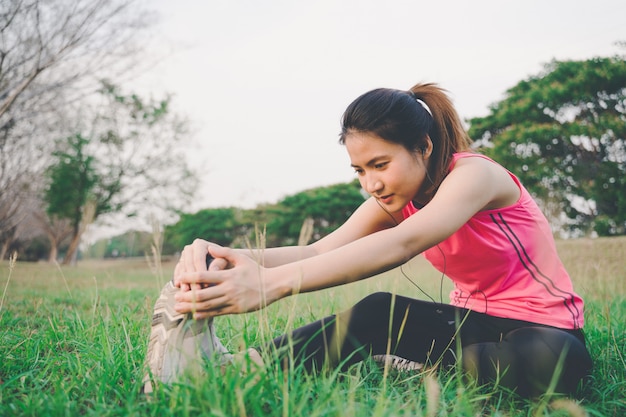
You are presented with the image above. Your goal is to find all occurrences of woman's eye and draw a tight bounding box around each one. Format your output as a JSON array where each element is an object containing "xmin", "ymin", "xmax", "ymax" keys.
[{"xmin": 375, "ymin": 162, "xmax": 387, "ymax": 169}]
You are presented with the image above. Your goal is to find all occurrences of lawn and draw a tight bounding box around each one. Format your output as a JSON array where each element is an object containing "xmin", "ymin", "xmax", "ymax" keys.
[{"xmin": 0, "ymin": 237, "xmax": 624, "ymax": 416}]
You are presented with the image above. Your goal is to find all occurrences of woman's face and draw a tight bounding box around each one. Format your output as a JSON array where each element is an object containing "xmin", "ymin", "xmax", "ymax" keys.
[{"xmin": 345, "ymin": 131, "xmax": 429, "ymax": 213}]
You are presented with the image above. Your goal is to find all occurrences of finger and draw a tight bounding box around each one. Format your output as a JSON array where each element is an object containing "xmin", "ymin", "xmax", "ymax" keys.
[
  {"xmin": 175, "ymin": 291, "xmax": 230, "ymax": 314},
  {"xmin": 207, "ymin": 244, "xmax": 233, "ymax": 262},
  {"xmin": 173, "ymin": 261, "xmax": 183, "ymax": 287},
  {"xmin": 174, "ymin": 280, "xmax": 224, "ymax": 303},
  {"xmin": 174, "ymin": 247, "xmax": 190, "ymax": 283},
  {"xmin": 208, "ymin": 257, "xmax": 228, "ymax": 271},
  {"xmin": 192, "ymin": 239, "xmax": 211, "ymax": 272},
  {"xmin": 177, "ymin": 270, "xmax": 224, "ymax": 288}
]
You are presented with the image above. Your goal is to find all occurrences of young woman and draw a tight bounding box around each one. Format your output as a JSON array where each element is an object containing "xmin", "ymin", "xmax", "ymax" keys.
[{"xmin": 143, "ymin": 83, "xmax": 592, "ymax": 398}]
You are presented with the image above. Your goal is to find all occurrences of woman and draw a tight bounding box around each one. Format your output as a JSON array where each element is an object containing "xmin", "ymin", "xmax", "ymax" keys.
[{"xmin": 143, "ymin": 83, "xmax": 592, "ymax": 398}]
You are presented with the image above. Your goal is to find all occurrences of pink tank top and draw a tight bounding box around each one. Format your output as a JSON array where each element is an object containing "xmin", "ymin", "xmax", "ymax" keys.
[{"xmin": 402, "ymin": 153, "xmax": 584, "ymax": 329}]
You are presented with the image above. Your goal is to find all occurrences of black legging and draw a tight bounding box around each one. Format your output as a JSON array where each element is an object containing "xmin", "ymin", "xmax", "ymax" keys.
[{"xmin": 259, "ymin": 292, "xmax": 592, "ymax": 398}]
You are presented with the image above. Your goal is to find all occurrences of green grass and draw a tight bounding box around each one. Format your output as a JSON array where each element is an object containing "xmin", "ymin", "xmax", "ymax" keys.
[{"xmin": 1, "ymin": 238, "xmax": 624, "ymax": 416}]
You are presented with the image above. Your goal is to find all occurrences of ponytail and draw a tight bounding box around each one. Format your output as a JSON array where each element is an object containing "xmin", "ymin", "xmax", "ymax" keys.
[{"xmin": 409, "ymin": 83, "xmax": 473, "ymax": 196}]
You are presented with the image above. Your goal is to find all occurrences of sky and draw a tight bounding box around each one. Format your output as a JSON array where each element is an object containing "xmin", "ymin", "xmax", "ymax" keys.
[{"xmin": 133, "ymin": 0, "xmax": 626, "ymax": 213}]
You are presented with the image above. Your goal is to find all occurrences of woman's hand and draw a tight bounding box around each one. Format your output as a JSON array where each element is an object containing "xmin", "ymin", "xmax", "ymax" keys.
[
  {"xmin": 174, "ymin": 239, "xmax": 229, "ymax": 290},
  {"xmin": 174, "ymin": 245, "xmax": 274, "ymax": 318}
]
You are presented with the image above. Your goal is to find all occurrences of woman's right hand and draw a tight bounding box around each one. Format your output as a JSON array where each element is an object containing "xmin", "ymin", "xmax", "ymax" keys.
[{"xmin": 174, "ymin": 239, "xmax": 229, "ymax": 290}]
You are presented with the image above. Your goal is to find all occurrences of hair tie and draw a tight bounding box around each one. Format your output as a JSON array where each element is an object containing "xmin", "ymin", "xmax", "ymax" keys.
[{"xmin": 415, "ymin": 98, "xmax": 433, "ymax": 117}]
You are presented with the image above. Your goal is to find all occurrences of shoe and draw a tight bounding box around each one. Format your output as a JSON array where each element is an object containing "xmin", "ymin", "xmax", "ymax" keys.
[
  {"xmin": 371, "ymin": 354, "xmax": 424, "ymax": 372},
  {"xmin": 142, "ymin": 281, "xmax": 233, "ymax": 393}
]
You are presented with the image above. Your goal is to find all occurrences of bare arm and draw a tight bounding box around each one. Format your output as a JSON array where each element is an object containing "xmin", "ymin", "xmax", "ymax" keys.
[
  {"xmin": 177, "ymin": 196, "xmax": 396, "ymax": 273},
  {"xmin": 176, "ymin": 157, "xmax": 518, "ymax": 317}
]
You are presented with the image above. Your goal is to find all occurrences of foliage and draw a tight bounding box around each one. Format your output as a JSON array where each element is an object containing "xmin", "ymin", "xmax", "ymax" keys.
[
  {"xmin": 45, "ymin": 134, "xmax": 117, "ymax": 230},
  {"xmin": 469, "ymin": 55, "xmax": 626, "ymax": 236},
  {"xmin": 265, "ymin": 180, "xmax": 365, "ymax": 246},
  {"xmin": 44, "ymin": 134, "xmax": 109, "ymax": 263},
  {"xmin": 161, "ymin": 181, "xmax": 365, "ymax": 253},
  {"xmin": 165, "ymin": 207, "xmax": 243, "ymax": 251}
]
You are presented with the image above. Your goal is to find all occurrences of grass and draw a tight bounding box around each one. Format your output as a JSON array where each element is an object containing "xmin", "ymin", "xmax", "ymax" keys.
[{"xmin": 0, "ymin": 237, "xmax": 624, "ymax": 416}]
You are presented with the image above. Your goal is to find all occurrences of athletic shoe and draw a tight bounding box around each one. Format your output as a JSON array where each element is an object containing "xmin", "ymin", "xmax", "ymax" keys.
[
  {"xmin": 371, "ymin": 354, "xmax": 424, "ymax": 372},
  {"xmin": 142, "ymin": 281, "xmax": 233, "ymax": 393}
]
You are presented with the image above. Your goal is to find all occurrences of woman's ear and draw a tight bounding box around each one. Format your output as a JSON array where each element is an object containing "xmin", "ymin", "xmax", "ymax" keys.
[{"xmin": 421, "ymin": 136, "xmax": 433, "ymax": 158}]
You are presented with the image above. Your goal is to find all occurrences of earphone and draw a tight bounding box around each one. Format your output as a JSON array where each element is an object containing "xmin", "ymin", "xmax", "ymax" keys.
[{"xmin": 373, "ymin": 197, "xmax": 445, "ymax": 305}]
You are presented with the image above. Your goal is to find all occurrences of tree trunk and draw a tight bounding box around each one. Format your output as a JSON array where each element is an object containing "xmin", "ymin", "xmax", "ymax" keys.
[
  {"xmin": 0, "ymin": 240, "xmax": 9, "ymax": 261},
  {"xmin": 62, "ymin": 232, "xmax": 82, "ymax": 265},
  {"xmin": 48, "ymin": 241, "xmax": 58, "ymax": 263}
]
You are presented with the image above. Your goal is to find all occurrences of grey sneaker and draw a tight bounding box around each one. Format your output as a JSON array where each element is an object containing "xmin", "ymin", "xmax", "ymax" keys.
[
  {"xmin": 371, "ymin": 354, "xmax": 424, "ymax": 372},
  {"xmin": 142, "ymin": 281, "xmax": 233, "ymax": 393}
]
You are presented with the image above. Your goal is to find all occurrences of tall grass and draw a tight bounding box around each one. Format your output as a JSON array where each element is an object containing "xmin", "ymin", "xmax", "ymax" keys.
[{"xmin": 0, "ymin": 237, "xmax": 624, "ymax": 416}]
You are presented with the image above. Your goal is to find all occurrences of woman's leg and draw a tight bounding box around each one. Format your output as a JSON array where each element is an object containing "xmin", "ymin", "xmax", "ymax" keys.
[
  {"xmin": 256, "ymin": 292, "xmax": 593, "ymax": 398},
  {"xmin": 257, "ymin": 292, "xmax": 466, "ymax": 372},
  {"xmin": 462, "ymin": 326, "xmax": 592, "ymax": 397}
]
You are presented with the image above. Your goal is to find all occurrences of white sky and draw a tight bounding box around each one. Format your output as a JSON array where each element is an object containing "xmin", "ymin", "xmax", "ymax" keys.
[{"xmin": 134, "ymin": 0, "xmax": 626, "ymax": 212}]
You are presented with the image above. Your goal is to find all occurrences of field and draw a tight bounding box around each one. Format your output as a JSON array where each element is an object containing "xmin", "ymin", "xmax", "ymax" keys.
[{"xmin": 0, "ymin": 237, "xmax": 624, "ymax": 416}]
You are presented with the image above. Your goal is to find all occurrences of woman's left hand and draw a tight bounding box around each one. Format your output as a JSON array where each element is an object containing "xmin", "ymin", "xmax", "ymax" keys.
[{"xmin": 173, "ymin": 245, "xmax": 271, "ymax": 318}]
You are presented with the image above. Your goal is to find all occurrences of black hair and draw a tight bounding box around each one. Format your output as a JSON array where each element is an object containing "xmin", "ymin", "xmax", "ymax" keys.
[{"xmin": 339, "ymin": 88, "xmax": 432, "ymax": 153}]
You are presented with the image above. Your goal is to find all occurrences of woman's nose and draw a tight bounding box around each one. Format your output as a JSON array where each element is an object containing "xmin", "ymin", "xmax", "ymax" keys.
[{"xmin": 366, "ymin": 176, "xmax": 383, "ymax": 194}]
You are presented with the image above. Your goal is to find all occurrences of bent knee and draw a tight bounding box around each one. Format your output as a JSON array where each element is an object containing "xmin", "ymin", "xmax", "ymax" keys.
[
  {"xmin": 352, "ymin": 292, "xmax": 393, "ymax": 311},
  {"xmin": 462, "ymin": 326, "xmax": 592, "ymax": 397}
]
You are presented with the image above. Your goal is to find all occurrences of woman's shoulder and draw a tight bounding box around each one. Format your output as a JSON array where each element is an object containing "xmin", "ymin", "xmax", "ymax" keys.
[
  {"xmin": 450, "ymin": 151, "xmax": 496, "ymax": 167},
  {"xmin": 449, "ymin": 152, "xmax": 513, "ymax": 181},
  {"xmin": 446, "ymin": 152, "xmax": 522, "ymax": 211}
]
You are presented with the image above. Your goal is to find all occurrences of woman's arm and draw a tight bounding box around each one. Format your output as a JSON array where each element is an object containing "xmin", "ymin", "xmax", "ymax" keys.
[
  {"xmin": 176, "ymin": 157, "xmax": 517, "ymax": 317},
  {"xmin": 177, "ymin": 196, "xmax": 397, "ymax": 273}
]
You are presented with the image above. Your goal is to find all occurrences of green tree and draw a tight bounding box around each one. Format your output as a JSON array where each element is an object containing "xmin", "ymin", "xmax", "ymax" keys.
[
  {"xmin": 165, "ymin": 208, "xmax": 241, "ymax": 251},
  {"xmin": 469, "ymin": 54, "xmax": 626, "ymax": 236},
  {"xmin": 42, "ymin": 84, "xmax": 196, "ymax": 264},
  {"xmin": 266, "ymin": 181, "xmax": 365, "ymax": 246},
  {"xmin": 45, "ymin": 134, "xmax": 119, "ymax": 264},
  {"xmin": 162, "ymin": 181, "xmax": 365, "ymax": 253}
]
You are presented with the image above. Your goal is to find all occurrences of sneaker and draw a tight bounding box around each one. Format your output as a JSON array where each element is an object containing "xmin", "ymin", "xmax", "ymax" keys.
[
  {"xmin": 142, "ymin": 281, "xmax": 233, "ymax": 393},
  {"xmin": 371, "ymin": 354, "xmax": 424, "ymax": 372}
]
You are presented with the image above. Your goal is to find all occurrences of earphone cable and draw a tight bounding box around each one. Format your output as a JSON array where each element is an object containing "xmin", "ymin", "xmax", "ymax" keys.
[{"xmin": 374, "ymin": 197, "xmax": 446, "ymax": 305}]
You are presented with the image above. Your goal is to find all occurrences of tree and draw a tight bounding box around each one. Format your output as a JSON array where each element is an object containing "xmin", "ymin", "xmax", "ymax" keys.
[
  {"xmin": 45, "ymin": 134, "xmax": 109, "ymax": 264},
  {"xmin": 33, "ymin": 210, "xmax": 73, "ymax": 263},
  {"xmin": 90, "ymin": 82, "xmax": 197, "ymax": 222},
  {"xmin": 0, "ymin": 0, "xmax": 154, "ymax": 258},
  {"xmin": 0, "ymin": 120, "xmax": 39, "ymax": 259},
  {"xmin": 266, "ymin": 181, "xmax": 365, "ymax": 246},
  {"xmin": 161, "ymin": 181, "xmax": 366, "ymax": 253},
  {"xmin": 468, "ymin": 54, "xmax": 626, "ymax": 236},
  {"xmin": 42, "ymin": 85, "xmax": 197, "ymax": 264},
  {"xmin": 165, "ymin": 208, "xmax": 242, "ymax": 252},
  {"xmin": 0, "ymin": 0, "xmax": 150, "ymax": 122}
]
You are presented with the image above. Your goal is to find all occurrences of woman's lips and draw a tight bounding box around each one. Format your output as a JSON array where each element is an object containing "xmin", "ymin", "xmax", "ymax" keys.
[{"xmin": 378, "ymin": 194, "xmax": 393, "ymax": 204}]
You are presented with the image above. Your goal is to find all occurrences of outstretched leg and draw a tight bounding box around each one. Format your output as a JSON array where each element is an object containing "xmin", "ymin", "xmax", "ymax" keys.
[{"xmin": 260, "ymin": 292, "xmax": 461, "ymax": 372}]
